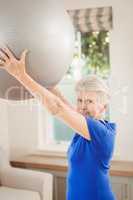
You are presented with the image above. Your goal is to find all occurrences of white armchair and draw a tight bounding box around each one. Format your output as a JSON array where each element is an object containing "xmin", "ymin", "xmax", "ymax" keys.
[{"xmin": 0, "ymin": 147, "xmax": 53, "ymax": 200}]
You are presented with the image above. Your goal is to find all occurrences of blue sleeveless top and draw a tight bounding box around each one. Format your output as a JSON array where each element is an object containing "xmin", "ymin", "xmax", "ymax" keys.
[{"xmin": 66, "ymin": 116, "xmax": 117, "ymax": 200}]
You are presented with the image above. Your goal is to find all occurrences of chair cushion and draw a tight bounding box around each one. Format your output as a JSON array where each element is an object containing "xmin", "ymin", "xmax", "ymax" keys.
[{"xmin": 0, "ymin": 186, "xmax": 40, "ymax": 200}]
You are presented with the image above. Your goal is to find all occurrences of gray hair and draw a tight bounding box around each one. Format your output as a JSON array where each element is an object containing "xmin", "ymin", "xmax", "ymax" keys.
[{"xmin": 75, "ymin": 74, "xmax": 110, "ymax": 105}]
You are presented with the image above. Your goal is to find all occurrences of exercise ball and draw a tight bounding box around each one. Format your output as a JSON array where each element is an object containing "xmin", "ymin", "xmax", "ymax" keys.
[{"xmin": 0, "ymin": 0, "xmax": 75, "ymax": 100}]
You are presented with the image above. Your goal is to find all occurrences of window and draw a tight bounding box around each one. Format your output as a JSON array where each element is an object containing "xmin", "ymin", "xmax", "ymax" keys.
[{"xmin": 37, "ymin": 30, "xmax": 110, "ymax": 153}]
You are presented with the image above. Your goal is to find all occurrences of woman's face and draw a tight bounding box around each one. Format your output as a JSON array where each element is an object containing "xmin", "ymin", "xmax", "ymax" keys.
[{"xmin": 76, "ymin": 90, "xmax": 105, "ymax": 119}]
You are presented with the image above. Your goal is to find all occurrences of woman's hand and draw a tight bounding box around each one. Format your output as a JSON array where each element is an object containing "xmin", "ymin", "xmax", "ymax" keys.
[{"xmin": 0, "ymin": 46, "xmax": 28, "ymax": 79}]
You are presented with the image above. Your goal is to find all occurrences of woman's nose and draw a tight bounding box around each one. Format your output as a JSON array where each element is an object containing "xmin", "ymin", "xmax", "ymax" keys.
[{"xmin": 81, "ymin": 102, "xmax": 87, "ymax": 109}]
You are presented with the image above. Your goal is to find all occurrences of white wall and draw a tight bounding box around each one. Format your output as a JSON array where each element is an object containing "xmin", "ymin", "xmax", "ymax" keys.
[
  {"xmin": 7, "ymin": 0, "xmax": 133, "ymax": 160},
  {"xmin": 0, "ymin": 99, "xmax": 9, "ymax": 153},
  {"xmin": 7, "ymin": 99, "xmax": 41, "ymax": 159}
]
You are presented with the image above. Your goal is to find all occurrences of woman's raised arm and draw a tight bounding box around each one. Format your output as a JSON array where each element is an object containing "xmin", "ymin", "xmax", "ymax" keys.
[
  {"xmin": 0, "ymin": 46, "xmax": 91, "ymax": 140},
  {"xmin": 48, "ymin": 86, "xmax": 77, "ymax": 111}
]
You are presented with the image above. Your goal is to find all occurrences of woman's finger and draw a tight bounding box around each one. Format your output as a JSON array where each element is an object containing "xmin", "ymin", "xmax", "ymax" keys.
[
  {"xmin": 21, "ymin": 49, "xmax": 29, "ymax": 63},
  {"xmin": 0, "ymin": 60, "xmax": 5, "ymax": 67},
  {"xmin": 0, "ymin": 56, "xmax": 6, "ymax": 62},
  {"xmin": 0, "ymin": 49, "xmax": 9, "ymax": 61},
  {"xmin": 2, "ymin": 46, "xmax": 14, "ymax": 59}
]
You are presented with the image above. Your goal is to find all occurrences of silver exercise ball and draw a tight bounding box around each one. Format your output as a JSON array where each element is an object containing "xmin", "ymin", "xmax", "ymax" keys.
[{"xmin": 0, "ymin": 0, "xmax": 75, "ymax": 100}]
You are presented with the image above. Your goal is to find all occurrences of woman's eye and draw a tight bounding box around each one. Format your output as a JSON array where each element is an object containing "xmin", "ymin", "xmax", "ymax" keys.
[
  {"xmin": 77, "ymin": 99, "xmax": 82, "ymax": 102},
  {"xmin": 87, "ymin": 100, "xmax": 93, "ymax": 103},
  {"xmin": 77, "ymin": 99, "xmax": 93, "ymax": 104}
]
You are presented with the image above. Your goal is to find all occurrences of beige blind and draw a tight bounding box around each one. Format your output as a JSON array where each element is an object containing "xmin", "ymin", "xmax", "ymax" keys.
[{"xmin": 68, "ymin": 6, "xmax": 113, "ymax": 33}]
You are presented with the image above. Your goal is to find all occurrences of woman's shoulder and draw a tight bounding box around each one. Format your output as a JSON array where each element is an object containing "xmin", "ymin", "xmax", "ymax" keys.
[
  {"xmin": 100, "ymin": 119, "xmax": 117, "ymax": 132},
  {"xmin": 85, "ymin": 116, "xmax": 117, "ymax": 133}
]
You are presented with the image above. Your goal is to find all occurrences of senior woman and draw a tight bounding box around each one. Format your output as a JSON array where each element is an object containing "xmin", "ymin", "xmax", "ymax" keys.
[{"xmin": 0, "ymin": 47, "xmax": 116, "ymax": 200}]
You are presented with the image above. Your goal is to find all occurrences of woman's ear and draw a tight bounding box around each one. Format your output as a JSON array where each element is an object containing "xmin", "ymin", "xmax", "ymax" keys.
[
  {"xmin": 104, "ymin": 104, "xmax": 108, "ymax": 110},
  {"xmin": 99, "ymin": 104, "xmax": 107, "ymax": 115}
]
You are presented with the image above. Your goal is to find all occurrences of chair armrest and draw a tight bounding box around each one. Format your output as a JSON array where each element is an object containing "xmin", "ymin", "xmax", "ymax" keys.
[{"xmin": 0, "ymin": 166, "xmax": 53, "ymax": 200}]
